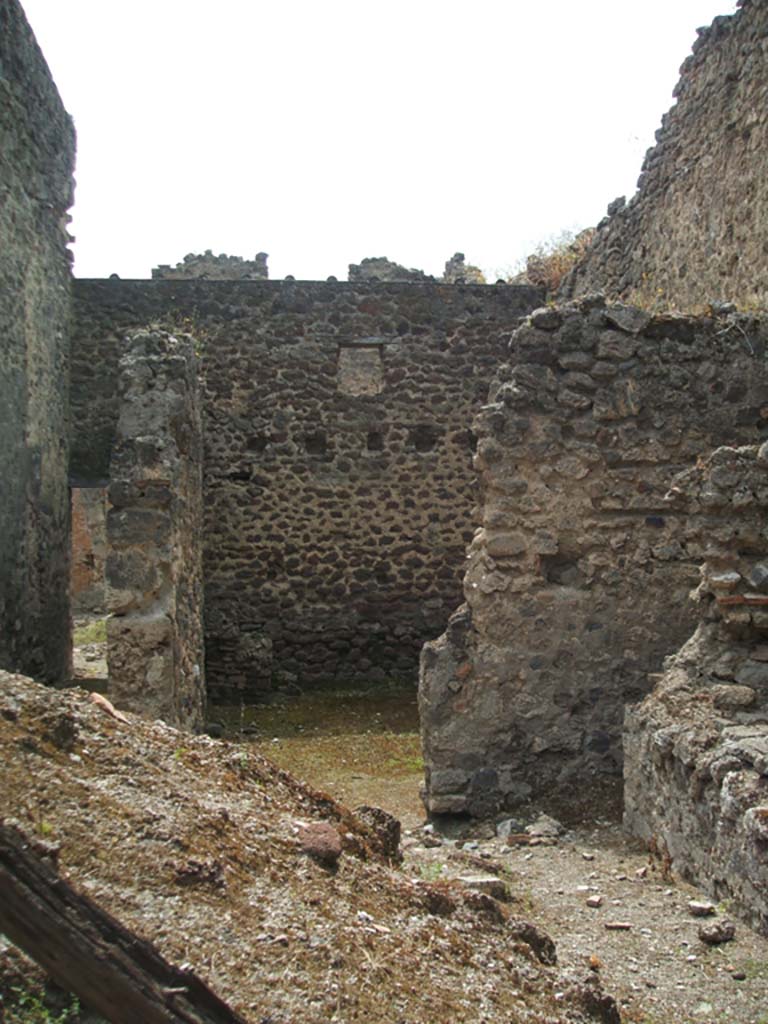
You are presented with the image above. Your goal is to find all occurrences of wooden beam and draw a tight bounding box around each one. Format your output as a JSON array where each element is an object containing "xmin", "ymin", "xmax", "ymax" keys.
[{"xmin": 0, "ymin": 820, "xmax": 248, "ymax": 1024}]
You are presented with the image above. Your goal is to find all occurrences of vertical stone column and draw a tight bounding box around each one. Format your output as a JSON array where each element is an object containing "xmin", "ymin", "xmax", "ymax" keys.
[{"xmin": 106, "ymin": 329, "xmax": 205, "ymax": 730}]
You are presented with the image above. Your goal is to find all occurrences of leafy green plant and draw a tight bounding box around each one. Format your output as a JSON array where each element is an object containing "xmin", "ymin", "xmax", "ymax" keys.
[
  {"xmin": 416, "ymin": 861, "xmax": 446, "ymax": 882},
  {"xmin": 6, "ymin": 987, "xmax": 80, "ymax": 1024},
  {"xmin": 72, "ymin": 618, "xmax": 107, "ymax": 646},
  {"xmin": 382, "ymin": 751, "xmax": 423, "ymax": 773}
]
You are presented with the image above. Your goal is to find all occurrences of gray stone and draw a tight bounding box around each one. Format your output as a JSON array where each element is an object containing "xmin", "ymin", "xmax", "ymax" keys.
[
  {"xmin": 456, "ymin": 874, "xmax": 510, "ymax": 901},
  {"xmin": 530, "ymin": 307, "xmax": 562, "ymax": 331},
  {"xmin": 443, "ymin": 252, "xmax": 485, "ymax": 285},
  {"xmin": 624, "ymin": 446, "xmax": 768, "ymax": 938},
  {"xmin": 698, "ymin": 920, "xmax": 736, "ymax": 945},
  {"xmin": 735, "ymin": 662, "xmax": 768, "ymax": 688},
  {"xmin": 348, "ymin": 256, "xmax": 432, "ymax": 283},
  {"xmin": 749, "ymin": 563, "xmax": 768, "ymax": 593},
  {"xmin": 710, "ymin": 684, "xmax": 757, "ymax": 710},
  {"xmin": 563, "ymin": 0, "xmax": 768, "ymax": 313},
  {"xmin": 485, "ymin": 531, "xmax": 527, "ymax": 558},
  {"xmin": 152, "ymin": 250, "xmax": 268, "ymax": 280},
  {"xmin": 604, "ymin": 305, "xmax": 651, "ymax": 335},
  {"xmin": 596, "ymin": 331, "xmax": 638, "ymax": 361},
  {"xmin": 527, "ymin": 814, "xmax": 564, "ymax": 838},
  {"xmin": 496, "ymin": 818, "xmax": 526, "ymax": 838},
  {"xmin": 74, "ymin": 277, "xmax": 543, "ymax": 701},
  {"xmin": 429, "ymin": 769, "xmax": 470, "ymax": 793},
  {"xmin": 688, "ymin": 900, "xmax": 716, "ymax": 917},
  {"xmin": 420, "ymin": 312, "xmax": 767, "ymax": 816}
]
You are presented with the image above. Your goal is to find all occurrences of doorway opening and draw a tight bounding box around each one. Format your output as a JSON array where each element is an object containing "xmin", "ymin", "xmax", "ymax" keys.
[{"xmin": 69, "ymin": 485, "xmax": 108, "ymax": 689}]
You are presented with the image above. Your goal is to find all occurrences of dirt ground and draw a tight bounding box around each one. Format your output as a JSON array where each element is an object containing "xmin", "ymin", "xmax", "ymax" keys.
[{"xmin": 241, "ymin": 690, "xmax": 768, "ymax": 1024}]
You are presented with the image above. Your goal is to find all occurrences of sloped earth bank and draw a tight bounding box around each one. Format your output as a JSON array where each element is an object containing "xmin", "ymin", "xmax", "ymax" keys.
[
  {"xmin": 0, "ymin": 672, "xmax": 616, "ymax": 1024},
  {"xmin": 0, "ymin": 676, "xmax": 767, "ymax": 1023}
]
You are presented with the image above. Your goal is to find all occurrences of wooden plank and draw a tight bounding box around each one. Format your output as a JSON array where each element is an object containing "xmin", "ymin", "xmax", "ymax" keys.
[{"xmin": 0, "ymin": 820, "xmax": 248, "ymax": 1024}]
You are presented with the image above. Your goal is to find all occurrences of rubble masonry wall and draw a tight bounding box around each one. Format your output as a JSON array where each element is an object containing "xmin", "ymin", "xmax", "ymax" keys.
[
  {"xmin": 624, "ymin": 444, "xmax": 768, "ymax": 936},
  {"xmin": 420, "ymin": 299, "xmax": 768, "ymax": 815},
  {"xmin": 71, "ymin": 280, "xmax": 543, "ymax": 700},
  {"xmin": 0, "ymin": 0, "xmax": 75, "ymax": 681},
  {"xmin": 564, "ymin": 0, "xmax": 768, "ymax": 311}
]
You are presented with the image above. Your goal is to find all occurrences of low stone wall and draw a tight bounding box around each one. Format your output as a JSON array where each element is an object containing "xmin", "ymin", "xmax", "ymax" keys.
[
  {"xmin": 72, "ymin": 279, "xmax": 543, "ymax": 700},
  {"xmin": 564, "ymin": 0, "xmax": 768, "ymax": 310},
  {"xmin": 420, "ymin": 298, "xmax": 768, "ymax": 815},
  {"xmin": 0, "ymin": 0, "xmax": 75, "ymax": 682},
  {"xmin": 624, "ymin": 445, "xmax": 768, "ymax": 936},
  {"xmin": 106, "ymin": 329, "xmax": 205, "ymax": 730}
]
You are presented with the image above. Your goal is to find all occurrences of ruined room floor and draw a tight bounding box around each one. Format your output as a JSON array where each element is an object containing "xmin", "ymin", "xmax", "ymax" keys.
[
  {"xmin": 243, "ymin": 689, "xmax": 768, "ymax": 1024},
  {"xmin": 403, "ymin": 821, "xmax": 768, "ymax": 1024}
]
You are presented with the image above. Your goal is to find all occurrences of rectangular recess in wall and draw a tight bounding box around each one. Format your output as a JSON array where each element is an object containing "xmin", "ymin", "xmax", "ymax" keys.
[{"xmin": 337, "ymin": 342, "xmax": 384, "ymax": 396}]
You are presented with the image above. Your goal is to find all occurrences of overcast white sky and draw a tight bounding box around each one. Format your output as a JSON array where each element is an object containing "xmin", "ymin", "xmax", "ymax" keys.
[{"xmin": 22, "ymin": 0, "xmax": 738, "ymax": 281}]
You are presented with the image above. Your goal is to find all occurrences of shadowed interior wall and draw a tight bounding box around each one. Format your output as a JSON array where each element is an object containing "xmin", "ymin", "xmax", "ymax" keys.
[
  {"xmin": 71, "ymin": 280, "xmax": 543, "ymax": 700},
  {"xmin": 0, "ymin": 0, "xmax": 75, "ymax": 682}
]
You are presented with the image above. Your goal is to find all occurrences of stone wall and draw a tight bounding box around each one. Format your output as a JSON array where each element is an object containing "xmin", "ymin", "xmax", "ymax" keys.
[
  {"xmin": 419, "ymin": 298, "xmax": 768, "ymax": 815},
  {"xmin": 72, "ymin": 280, "xmax": 543, "ymax": 700},
  {"xmin": 348, "ymin": 257, "xmax": 433, "ymax": 283},
  {"xmin": 106, "ymin": 329, "xmax": 205, "ymax": 729},
  {"xmin": 70, "ymin": 487, "xmax": 107, "ymax": 614},
  {"xmin": 348, "ymin": 253, "xmax": 485, "ymax": 284},
  {"xmin": 152, "ymin": 250, "xmax": 269, "ymax": 280},
  {"xmin": 0, "ymin": 0, "xmax": 75, "ymax": 682},
  {"xmin": 624, "ymin": 444, "xmax": 768, "ymax": 936},
  {"xmin": 564, "ymin": 0, "xmax": 768, "ymax": 311}
]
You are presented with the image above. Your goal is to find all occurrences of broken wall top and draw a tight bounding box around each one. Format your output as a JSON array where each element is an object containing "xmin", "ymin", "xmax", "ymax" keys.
[{"xmin": 564, "ymin": 0, "xmax": 768, "ymax": 310}]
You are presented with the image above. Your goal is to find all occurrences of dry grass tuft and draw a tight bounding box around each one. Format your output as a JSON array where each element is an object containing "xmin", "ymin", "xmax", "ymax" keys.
[{"xmin": 512, "ymin": 229, "xmax": 596, "ymax": 294}]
